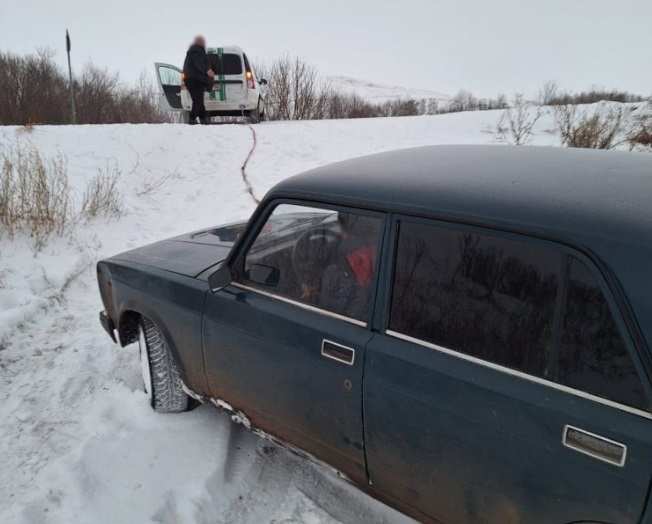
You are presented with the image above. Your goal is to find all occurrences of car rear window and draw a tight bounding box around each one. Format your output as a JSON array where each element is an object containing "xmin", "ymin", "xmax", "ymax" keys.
[
  {"xmin": 207, "ymin": 53, "xmax": 243, "ymax": 75},
  {"xmin": 389, "ymin": 219, "xmax": 648, "ymax": 410}
]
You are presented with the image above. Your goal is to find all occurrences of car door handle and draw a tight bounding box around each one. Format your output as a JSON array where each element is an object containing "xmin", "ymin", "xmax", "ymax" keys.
[
  {"xmin": 321, "ymin": 340, "xmax": 355, "ymax": 366},
  {"xmin": 562, "ymin": 425, "xmax": 627, "ymax": 467}
]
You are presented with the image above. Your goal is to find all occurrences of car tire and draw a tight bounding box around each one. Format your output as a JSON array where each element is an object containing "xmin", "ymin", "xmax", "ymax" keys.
[
  {"xmin": 249, "ymin": 98, "xmax": 264, "ymax": 124},
  {"xmin": 138, "ymin": 317, "xmax": 190, "ymax": 413}
]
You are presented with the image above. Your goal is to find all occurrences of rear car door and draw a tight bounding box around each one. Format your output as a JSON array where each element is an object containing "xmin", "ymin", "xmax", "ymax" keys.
[
  {"xmin": 206, "ymin": 49, "xmax": 246, "ymax": 108},
  {"xmin": 364, "ymin": 216, "xmax": 652, "ymax": 524},
  {"xmin": 154, "ymin": 63, "xmax": 189, "ymax": 111},
  {"xmin": 203, "ymin": 201, "xmax": 385, "ymax": 484}
]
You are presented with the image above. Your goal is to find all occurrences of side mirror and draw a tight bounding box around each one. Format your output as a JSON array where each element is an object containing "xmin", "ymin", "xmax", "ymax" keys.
[
  {"xmin": 245, "ymin": 263, "xmax": 279, "ymax": 287},
  {"xmin": 259, "ymin": 78, "xmax": 268, "ymax": 86},
  {"xmin": 208, "ymin": 264, "xmax": 233, "ymax": 291}
]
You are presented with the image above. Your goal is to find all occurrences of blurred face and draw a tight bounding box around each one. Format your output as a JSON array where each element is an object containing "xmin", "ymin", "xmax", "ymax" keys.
[{"xmin": 194, "ymin": 36, "xmax": 206, "ymax": 48}]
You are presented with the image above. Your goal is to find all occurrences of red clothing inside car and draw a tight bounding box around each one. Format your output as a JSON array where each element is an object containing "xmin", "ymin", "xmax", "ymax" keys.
[{"xmin": 346, "ymin": 246, "xmax": 376, "ymax": 287}]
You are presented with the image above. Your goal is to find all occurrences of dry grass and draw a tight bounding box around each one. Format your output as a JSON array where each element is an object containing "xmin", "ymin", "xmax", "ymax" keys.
[
  {"xmin": 1, "ymin": 143, "xmax": 125, "ymax": 249},
  {"xmin": 554, "ymin": 105, "xmax": 625, "ymax": 149},
  {"xmin": 80, "ymin": 163, "xmax": 123, "ymax": 220},
  {"xmin": 628, "ymin": 124, "xmax": 652, "ymax": 150},
  {"xmin": 1, "ymin": 142, "xmax": 71, "ymax": 247}
]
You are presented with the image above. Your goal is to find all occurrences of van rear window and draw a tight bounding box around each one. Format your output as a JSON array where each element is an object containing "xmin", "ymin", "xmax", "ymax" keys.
[{"xmin": 207, "ymin": 53, "xmax": 243, "ymax": 75}]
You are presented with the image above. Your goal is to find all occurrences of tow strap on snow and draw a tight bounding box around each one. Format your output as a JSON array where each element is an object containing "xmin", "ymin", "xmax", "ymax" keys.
[{"xmin": 240, "ymin": 124, "xmax": 260, "ymax": 204}]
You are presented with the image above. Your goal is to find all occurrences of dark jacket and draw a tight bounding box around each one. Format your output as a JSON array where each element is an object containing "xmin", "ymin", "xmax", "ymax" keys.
[{"xmin": 183, "ymin": 44, "xmax": 211, "ymax": 88}]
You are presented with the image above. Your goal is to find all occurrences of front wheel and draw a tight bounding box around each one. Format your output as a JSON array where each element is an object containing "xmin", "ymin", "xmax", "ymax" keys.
[{"xmin": 138, "ymin": 317, "xmax": 190, "ymax": 412}]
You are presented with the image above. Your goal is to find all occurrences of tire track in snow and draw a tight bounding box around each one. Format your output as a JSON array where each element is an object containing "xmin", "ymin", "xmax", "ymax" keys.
[{"xmin": 240, "ymin": 124, "xmax": 261, "ymax": 205}]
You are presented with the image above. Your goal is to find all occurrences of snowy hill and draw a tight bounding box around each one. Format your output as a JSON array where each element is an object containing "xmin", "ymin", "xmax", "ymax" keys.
[
  {"xmin": 327, "ymin": 75, "xmax": 451, "ymax": 106},
  {"xmin": 0, "ymin": 108, "xmax": 600, "ymax": 524}
]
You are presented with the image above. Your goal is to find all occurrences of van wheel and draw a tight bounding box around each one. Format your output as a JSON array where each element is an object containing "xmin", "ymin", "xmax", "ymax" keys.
[
  {"xmin": 249, "ymin": 98, "xmax": 264, "ymax": 124},
  {"xmin": 138, "ymin": 317, "xmax": 190, "ymax": 413}
]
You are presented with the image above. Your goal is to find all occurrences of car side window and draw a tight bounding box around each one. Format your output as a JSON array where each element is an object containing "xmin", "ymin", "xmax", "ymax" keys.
[
  {"xmin": 389, "ymin": 219, "xmax": 648, "ymax": 411},
  {"xmin": 389, "ymin": 221, "xmax": 560, "ymax": 377},
  {"xmin": 559, "ymin": 257, "xmax": 647, "ymax": 410},
  {"xmin": 240, "ymin": 203, "xmax": 383, "ymax": 322}
]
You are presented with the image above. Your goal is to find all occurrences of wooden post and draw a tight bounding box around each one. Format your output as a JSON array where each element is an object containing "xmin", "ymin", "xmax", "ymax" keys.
[{"xmin": 66, "ymin": 29, "xmax": 77, "ymax": 124}]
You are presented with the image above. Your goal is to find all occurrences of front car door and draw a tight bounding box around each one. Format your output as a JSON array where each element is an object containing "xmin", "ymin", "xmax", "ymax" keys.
[
  {"xmin": 203, "ymin": 201, "xmax": 386, "ymax": 484},
  {"xmin": 154, "ymin": 63, "xmax": 190, "ymax": 111},
  {"xmin": 364, "ymin": 215, "xmax": 652, "ymax": 523}
]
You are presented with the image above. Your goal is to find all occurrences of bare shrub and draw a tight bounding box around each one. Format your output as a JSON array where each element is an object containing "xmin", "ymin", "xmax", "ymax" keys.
[
  {"xmin": 259, "ymin": 55, "xmax": 327, "ymax": 120},
  {"xmin": 539, "ymin": 81, "xmax": 559, "ymax": 106},
  {"xmin": 259, "ymin": 56, "xmax": 388, "ymax": 120},
  {"xmin": 0, "ymin": 49, "xmax": 69, "ymax": 124},
  {"xmin": 626, "ymin": 104, "xmax": 652, "ymax": 151},
  {"xmin": 0, "ymin": 50, "xmax": 170, "ymax": 125},
  {"xmin": 496, "ymin": 94, "xmax": 543, "ymax": 145},
  {"xmin": 554, "ymin": 105, "xmax": 625, "ymax": 149},
  {"xmin": 0, "ymin": 142, "xmax": 71, "ymax": 246},
  {"xmin": 80, "ymin": 163, "xmax": 123, "ymax": 219},
  {"xmin": 385, "ymin": 99, "xmax": 420, "ymax": 117},
  {"xmin": 76, "ymin": 66, "xmax": 170, "ymax": 124},
  {"xmin": 628, "ymin": 123, "xmax": 652, "ymax": 150}
]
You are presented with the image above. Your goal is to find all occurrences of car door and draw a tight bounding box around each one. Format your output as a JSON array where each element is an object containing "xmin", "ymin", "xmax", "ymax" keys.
[
  {"xmin": 206, "ymin": 49, "xmax": 246, "ymax": 108},
  {"xmin": 364, "ymin": 215, "xmax": 652, "ymax": 524},
  {"xmin": 154, "ymin": 63, "xmax": 189, "ymax": 111},
  {"xmin": 203, "ymin": 201, "xmax": 386, "ymax": 484}
]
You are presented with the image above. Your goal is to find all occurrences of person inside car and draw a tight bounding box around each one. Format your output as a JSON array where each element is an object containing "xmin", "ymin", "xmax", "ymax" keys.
[
  {"xmin": 183, "ymin": 35, "xmax": 215, "ymax": 125},
  {"xmin": 318, "ymin": 213, "xmax": 378, "ymax": 319}
]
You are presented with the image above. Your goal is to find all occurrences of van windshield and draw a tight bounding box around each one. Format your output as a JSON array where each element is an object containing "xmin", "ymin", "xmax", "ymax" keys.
[{"xmin": 207, "ymin": 53, "xmax": 243, "ymax": 75}]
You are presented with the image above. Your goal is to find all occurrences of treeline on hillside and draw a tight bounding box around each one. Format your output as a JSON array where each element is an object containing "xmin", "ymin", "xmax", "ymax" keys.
[
  {"xmin": 258, "ymin": 58, "xmax": 649, "ymax": 120},
  {"xmin": 0, "ymin": 50, "xmax": 169, "ymax": 125},
  {"xmin": 538, "ymin": 80, "xmax": 646, "ymax": 106},
  {"xmin": 1, "ymin": 50, "xmax": 648, "ymax": 125}
]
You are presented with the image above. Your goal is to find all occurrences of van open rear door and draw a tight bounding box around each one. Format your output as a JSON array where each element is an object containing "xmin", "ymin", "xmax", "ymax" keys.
[{"xmin": 154, "ymin": 63, "xmax": 187, "ymax": 111}]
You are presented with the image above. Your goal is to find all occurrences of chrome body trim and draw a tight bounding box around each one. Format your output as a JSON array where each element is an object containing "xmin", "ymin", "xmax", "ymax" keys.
[
  {"xmin": 562, "ymin": 424, "xmax": 627, "ymax": 467},
  {"xmin": 321, "ymin": 339, "xmax": 356, "ymax": 366},
  {"xmin": 385, "ymin": 329, "xmax": 652, "ymax": 421},
  {"xmin": 231, "ymin": 282, "xmax": 367, "ymax": 327}
]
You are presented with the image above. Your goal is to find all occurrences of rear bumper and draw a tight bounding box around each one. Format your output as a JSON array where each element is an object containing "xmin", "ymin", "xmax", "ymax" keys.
[
  {"xmin": 206, "ymin": 109, "xmax": 256, "ymax": 117},
  {"xmin": 99, "ymin": 311, "xmax": 117, "ymax": 343}
]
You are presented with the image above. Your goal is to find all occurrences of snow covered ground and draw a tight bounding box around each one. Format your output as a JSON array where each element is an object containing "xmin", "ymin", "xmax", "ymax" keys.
[
  {"xmin": 0, "ymin": 107, "xmax": 618, "ymax": 523},
  {"xmin": 326, "ymin": 76, "xmax": 451, "ymax": 106}
]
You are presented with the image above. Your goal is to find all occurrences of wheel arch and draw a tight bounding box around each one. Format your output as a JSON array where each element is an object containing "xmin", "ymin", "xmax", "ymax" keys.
[{"xmin": 116, "ymin": 306, "xmax": 185, "ymax": 378}]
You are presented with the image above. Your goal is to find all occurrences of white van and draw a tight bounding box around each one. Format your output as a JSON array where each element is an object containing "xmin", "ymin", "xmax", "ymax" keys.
[{"xmin": 155, "ymin": 46, "xmax": 268, "ymax": 123}]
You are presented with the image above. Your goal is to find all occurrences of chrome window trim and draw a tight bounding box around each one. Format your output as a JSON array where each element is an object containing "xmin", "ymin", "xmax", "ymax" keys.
[
  {"xmin": 385, "ymin": 329, "xmax": 652, "ymax": 421},
  {"xmin": 232, "ymin": 282, "xmax": 367, "ymax": 328},
  {"xmin": 321, "ymin": 339, "xmax": 356, "ymax": 366},
  {"xmin": 562, "ymin": 424, "xmax": 627, "ymax": 467}
]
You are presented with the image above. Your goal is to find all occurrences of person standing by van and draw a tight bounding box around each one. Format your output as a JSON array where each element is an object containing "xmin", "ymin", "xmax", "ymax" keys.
[{"xmin": 183, "ymin": 36, "xmax": 215, "ymax": 124}]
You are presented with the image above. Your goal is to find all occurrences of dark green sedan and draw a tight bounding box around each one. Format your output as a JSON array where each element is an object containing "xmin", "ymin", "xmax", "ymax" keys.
[{"xmin": 98, "ymin": 145, "xmax": 652, "ymax": 524}]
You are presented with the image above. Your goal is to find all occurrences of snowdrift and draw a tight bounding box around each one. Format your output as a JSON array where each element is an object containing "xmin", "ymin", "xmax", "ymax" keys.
[{"xmin": 0, "ymin": 108, "xmax": 608, "ymax": 523}]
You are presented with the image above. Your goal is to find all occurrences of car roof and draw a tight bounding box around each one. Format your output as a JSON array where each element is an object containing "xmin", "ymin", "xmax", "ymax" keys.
[{"xmin": 267, "ymin": 145, "xmax": 652, "ymax": 345}]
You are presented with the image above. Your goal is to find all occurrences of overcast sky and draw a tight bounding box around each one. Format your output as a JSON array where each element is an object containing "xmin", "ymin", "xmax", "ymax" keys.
[{"xmin": 1, "ymin": 0, "xmax": 651, "ymax": 98}]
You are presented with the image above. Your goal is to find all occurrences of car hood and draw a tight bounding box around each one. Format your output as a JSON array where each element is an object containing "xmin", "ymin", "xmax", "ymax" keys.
[{"xmin": 110, "ymin": 221, "xmax": 248, "ymax": 278}]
